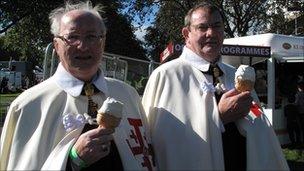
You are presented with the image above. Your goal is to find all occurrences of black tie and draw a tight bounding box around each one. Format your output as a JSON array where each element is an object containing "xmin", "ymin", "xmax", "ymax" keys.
[
  {"xmin": 210, "ymin": 64, "xmax": 223, "ymax": 86},
  {"xmin": 203, "ymin": 64, "xmax": 223, "ymax": 84},
  {"xmin": 203, "ymin": 64, "xmax": 223, "ymax": 102}
]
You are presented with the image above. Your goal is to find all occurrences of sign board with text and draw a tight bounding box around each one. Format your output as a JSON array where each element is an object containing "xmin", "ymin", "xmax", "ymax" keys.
[{"xmin": 160, "ymin": 43, "xmax": 271, "ymax": 63}]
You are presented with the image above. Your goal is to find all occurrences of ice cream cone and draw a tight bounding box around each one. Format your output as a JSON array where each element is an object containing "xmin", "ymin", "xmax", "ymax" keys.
[
  {"xmin": 96, "ymin": 97, "xmax": 123, "ymax": 129},
  {"xmin": 235, "ymin": 77, "xmax": 255, "ymax": 92},
  {"xmin": 234, "ymin": 65, "xmax": 256, "ymax": 92},
  {"xmin": 97, "ymin": 113, "xmax": 121, "ymax": 129}
]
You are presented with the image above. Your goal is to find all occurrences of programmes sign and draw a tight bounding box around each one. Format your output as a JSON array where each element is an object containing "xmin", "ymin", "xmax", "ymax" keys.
[
  {"xmin": 221, "ymin": 44, "xmax": 271, "ymax": 57},
  {"xmin": 160, "ymin": 42, "xmax": 271, "ymax": 63}
]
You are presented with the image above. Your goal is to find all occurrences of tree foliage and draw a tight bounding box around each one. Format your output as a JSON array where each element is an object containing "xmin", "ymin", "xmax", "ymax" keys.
[
  {"xmin": 0, "ymin": 0, "xmax": 147, "ymax": 68},
  {"xmin": 100, "ymin": 1, "xmax": 147, "ymax": 60},
  {"xmin": 267, "ymin": 0, "xmax": 304, "ymax": 35},
  {"xmin": 1, "ymin": 0, "xmax": 302, "ymax": 66},
  {"xmin": 0, "ymin": 0, "xmax": 62, "ymax": 66},
  {"xmin": 122, "ymin": 0, "xmax": 303, "ymax": 62}
]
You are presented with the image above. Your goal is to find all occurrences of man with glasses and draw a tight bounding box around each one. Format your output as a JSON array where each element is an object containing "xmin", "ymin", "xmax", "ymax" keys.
[
  {"xmin": 142, "ymin": 2, "xmax": 288, "ymax": 170},
  {"xmin": 0, "ymin": 1, "xmax": 155, "ymax": 170}
]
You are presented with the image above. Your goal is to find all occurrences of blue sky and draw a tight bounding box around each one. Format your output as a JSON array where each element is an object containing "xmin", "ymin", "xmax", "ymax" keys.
[
  {"xmin": 120, "ymin": 3, "xmax": 159, "ymax": 42},
  {"xmin": 134, "ymin": 23, "xmax": 150, "ymax": 42}
]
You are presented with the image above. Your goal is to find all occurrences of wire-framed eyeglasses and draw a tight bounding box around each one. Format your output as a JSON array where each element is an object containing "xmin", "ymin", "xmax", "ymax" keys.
[
  {"xmin": 55, "ymin": 34, "xmax": 104, "ymax": 46},
  {"xmin": 190, "ymin": 22, "xmax": 224, "ymax": 32}
]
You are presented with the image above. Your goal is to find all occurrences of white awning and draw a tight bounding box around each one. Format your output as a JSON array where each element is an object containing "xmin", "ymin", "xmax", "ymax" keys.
[{"xmin": 277, "ymin": 56, "xmax": 304, "ymax": 63}]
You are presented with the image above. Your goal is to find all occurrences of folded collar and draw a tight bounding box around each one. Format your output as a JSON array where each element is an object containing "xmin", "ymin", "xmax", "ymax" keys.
[
  {"xmin": 53, "ymin": 63, "xmax": 108, "ymax": 97},
  {"xmin": 181, "ymin": 46, "xmax": 226, "ymax": 75}
]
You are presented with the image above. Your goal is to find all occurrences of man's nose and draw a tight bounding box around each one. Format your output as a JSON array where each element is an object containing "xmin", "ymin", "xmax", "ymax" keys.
[
  {"xmin": 76, "ymin": 39, "xmax": 89, "ymax": 51},
  {"xmin": 205, "ymin": 27, "xmax": 216, "ymax": 36}
]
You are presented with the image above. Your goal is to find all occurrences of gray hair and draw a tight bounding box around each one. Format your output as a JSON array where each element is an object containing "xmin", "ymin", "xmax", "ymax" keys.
[
  {"xmin": 49, "ymin": 1, "xmax": 106, "ymax": 36},
  {"xmin": 184, "ymin": 1, "xmax": 223, "ymax": 27}
]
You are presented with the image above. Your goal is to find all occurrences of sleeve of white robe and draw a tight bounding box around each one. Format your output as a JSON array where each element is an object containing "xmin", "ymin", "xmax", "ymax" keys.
[
  {"xmin": 142, "ymin": 71, "xmax": 163, "ymax": 169},
  {"xmin": 236, "ymin": 92, "xmax": 290, "ymax": 171},
  {"xmin": 142, "ymin": 71, "xmax": 165, "ymax": 136},
  {"xmin": 0, "ymin": 103, "xmax": 19, "ymax": 170}
]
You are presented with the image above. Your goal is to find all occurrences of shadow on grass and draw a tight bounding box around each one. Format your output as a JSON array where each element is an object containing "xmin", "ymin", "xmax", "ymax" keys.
[
  {"xmin": 283, "ymin": 143, "xmax": 304, "ymax": 171},
  {"xmin": 288, "ymin": 160, "xmax": 304, "ymax": 171}
]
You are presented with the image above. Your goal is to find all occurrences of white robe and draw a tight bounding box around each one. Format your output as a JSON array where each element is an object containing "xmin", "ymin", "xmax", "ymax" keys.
[
  {"xmin": 142, "ymin": 52, "xmax": 289, "ymax": 170},
  {"xmin": 0, "ymin": 76, "xmax": 155, "ymax": 170}
]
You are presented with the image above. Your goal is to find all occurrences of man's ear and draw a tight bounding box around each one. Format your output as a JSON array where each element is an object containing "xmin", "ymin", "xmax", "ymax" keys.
[
  {"xmin": 101, "ymin": 37, "xmax": 106, "ymax": 52},
  {"xmin": 53, "ymin": 38, "xmax": 58, "ymax": 52},
  {"xmin": 53, "ymin": 38, "xmax": 60, "ymax": 59},
  {"xmin": 182, "ymin": 27, "xmax": 190, "ymax": 39}
]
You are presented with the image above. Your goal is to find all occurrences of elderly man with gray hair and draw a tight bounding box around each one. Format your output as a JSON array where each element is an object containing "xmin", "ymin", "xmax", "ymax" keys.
[{"xmin": 0, "ymin": 1, "xmax": 155, "ymax": 170}]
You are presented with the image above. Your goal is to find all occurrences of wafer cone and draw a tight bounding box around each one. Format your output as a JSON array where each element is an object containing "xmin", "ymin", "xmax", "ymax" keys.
[
  {"xmin": 235, "ymin": 77, "xmax": 255, "ymax": 92},
  {"xmin": 97, "ymin": 113, "xmax": 121, "ymax": 129}
]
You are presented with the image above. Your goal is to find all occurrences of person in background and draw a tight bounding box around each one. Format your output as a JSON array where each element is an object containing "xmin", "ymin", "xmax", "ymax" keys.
[
  {"xmin": 0, "ymin": 77, "xmax": 8, "ymax": 93},
  {"xmin": 0, "ymin": 1, "xmax": 155, "ymax": 170},
  {"xmin": 284, "ymin": 95, "xmax": 301, "ymax": 146},
  {"xmin": 295, "ymin": 80, "xmax": 304, "ymax": 143},
  {"xmin": 142, "ymin": 1, "xmax": 289, "ymax": 170}
]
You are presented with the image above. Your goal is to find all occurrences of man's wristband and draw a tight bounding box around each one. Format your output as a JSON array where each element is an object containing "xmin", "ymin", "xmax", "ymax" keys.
[{"xmin": 69, "ymin": 146, "xmax": 87, "ymax": 169}]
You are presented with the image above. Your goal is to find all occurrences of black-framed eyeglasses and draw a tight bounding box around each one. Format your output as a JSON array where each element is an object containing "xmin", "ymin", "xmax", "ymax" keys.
[
  {"xmin": 55, "ymin": 34, "xmax": 104, "ymax": 46},
  {"xmin": 190, "ymin": 22, "xmax": 224, "ymax": 32}
]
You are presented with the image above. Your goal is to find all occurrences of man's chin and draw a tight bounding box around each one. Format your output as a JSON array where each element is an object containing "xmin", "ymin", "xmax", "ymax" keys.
[
  {"xmin": 203, "ymin": 45, "xmax": 219, "ymax": 52},
  {"xmin": 72, "ymin": 61, "xmax": 99, "ymax": 70},
  {"xmin": 61, "ymin": 63, "xmax": 98, "ymax": 81},
  {"xmin": 76, "ymin": 66, "xmax": 98, "ymax": 74},
  {"xmin": 201, "ymin": 52, "xmax": 220, "ymax": 62}
]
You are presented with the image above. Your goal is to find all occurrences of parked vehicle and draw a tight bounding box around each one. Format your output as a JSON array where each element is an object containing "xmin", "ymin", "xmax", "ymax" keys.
[
  {"xmin": 0, "ymin": 70, "xmax": 22, "ymax": 93},
  {"xmin": 222, "ymin": 33, "xmax": 304, "ymax": 144}
]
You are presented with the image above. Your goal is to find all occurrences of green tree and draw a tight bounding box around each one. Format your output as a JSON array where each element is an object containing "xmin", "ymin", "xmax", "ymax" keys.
[
  {"xmin": 0, "ymin": 37, "xmax": 20, "ymax": 61},
  {"xmin": 100, "ymin": 1, "xmax": 147, "ymax": 60},
  {"xmin": 0, "ymin": 0, "xmax": 147, "ymax": 66},
  {"xmin": 122, "ymin": 0, "xmax": 302, "ymax": 62},
  {"xmin": 0, "ymin": 0, "xmax": 64, "ymax": 66},
  {"xmin": 267, "ymin": 0, "xmax": 304, "ymax": 36}
]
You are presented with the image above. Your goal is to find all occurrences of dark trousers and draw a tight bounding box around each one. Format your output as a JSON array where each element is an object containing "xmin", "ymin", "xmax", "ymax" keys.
[
  {"xmin": 222, "ymin": 122, "xmax": 247, "ymax": 171},
  {"xmin": 215, "ymin": 87, "xmax": 246, "ymax": 170},
  {"xmin": 299, "ymin": 114, "xmax": 304, "ymax": 142},
  {"xmin": 286, "ymin": 120, "xmax": 301, "ymax": 144}
]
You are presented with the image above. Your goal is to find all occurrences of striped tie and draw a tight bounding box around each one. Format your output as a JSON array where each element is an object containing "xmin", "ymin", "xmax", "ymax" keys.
[
  {"xmin": 84, "ymin": 82, "xmax": 99, "ymax": 117},
  {"xmin": 82, "ymin": 83, "xmax": 99, "ymax": 132}
]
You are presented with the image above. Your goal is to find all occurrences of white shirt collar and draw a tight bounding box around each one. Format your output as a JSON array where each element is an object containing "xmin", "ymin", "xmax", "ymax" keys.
[
  {"xmin": 53, "ymin": 63, "xmax": 108, "ymax": 97},
  {"xmin": 180, "ymin": 46, "xmax": 225, "ymax": 73}
]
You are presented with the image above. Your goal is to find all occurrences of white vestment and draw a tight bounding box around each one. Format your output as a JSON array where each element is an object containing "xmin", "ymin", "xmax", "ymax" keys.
[
  {"xmin": 0, "ymin": 67, "xmax": 155, "ymax": 170},
  {"xmin": 142, "ymin": 47, "xmax": 289, "ymax": 170}
]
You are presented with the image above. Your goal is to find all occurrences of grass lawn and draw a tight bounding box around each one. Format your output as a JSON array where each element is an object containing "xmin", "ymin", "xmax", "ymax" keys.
[
  {"xmin": 0, "ymin": 93, "xmax": 19, "ymax": 101},
  {"xmin": 0, "ymin": 93, "xmax": 20, "ymax": 124},
  {"xmin": 283, "ymin": 144, "xmax": 304, "ymax": 170},
  {"xmin": 284, "ymin": 148, "xmax": 304, "ymax": 162}
]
